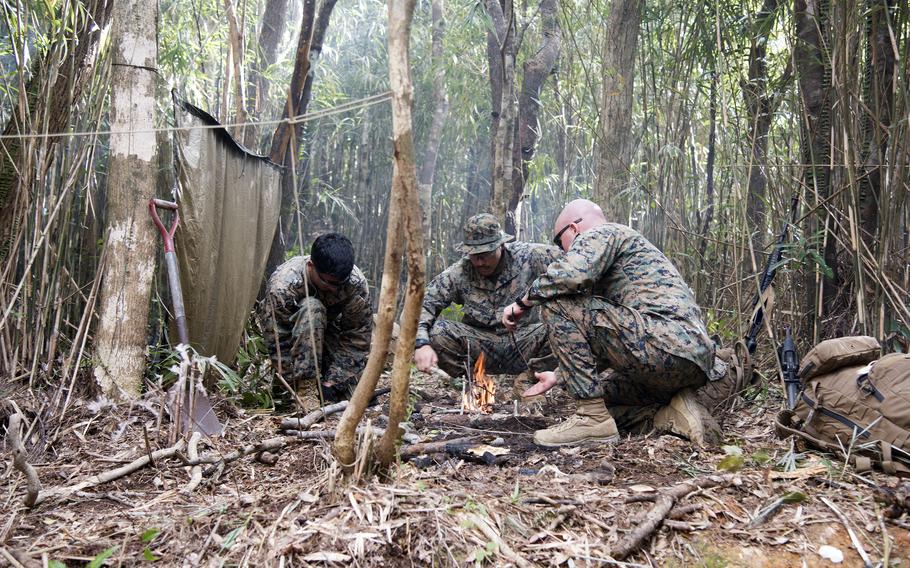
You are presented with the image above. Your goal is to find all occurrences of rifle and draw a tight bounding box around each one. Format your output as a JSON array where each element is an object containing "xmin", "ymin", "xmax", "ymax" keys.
[
  {"xmin": 778, "ymin": 326, "xmax": 800, "ymax": 409},
  {"xmin": 744, "ymin": 193, "xmax": 800, "ymax": 355}
]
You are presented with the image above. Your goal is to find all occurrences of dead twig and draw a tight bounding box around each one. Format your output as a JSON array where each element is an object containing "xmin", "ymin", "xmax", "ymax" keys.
[
  {"xmin": 612, "ymin": 474, "xmax": 736, "ymax": 560},
  {"xmin": 180, "ymin": 431, "xmax": 203, "ymax": 494},
  {"xmin": 0, "ymin": 547, "xmax": 38, "ymax": 568},
  {"xmin": 820, "ymin": 497, "xmax": 873, "ymax": 568},
  {"xmin": 5, "ymin": 413, "xmax": 42, "ymax": 507}
]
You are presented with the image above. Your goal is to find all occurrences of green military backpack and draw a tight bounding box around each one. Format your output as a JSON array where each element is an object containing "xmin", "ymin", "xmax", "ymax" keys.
[{"xmin": 776, "ymin": 336, "xmax": 910, "ymax": 476}]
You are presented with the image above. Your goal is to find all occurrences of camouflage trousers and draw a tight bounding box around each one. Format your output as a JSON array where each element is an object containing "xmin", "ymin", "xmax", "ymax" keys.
[
  {"xmin": 428, "ymin": 319, "xmax": 554, "ymax": 378},
  {"xmin": 261, "ymin": 297, "xmax": 362, "ymax": 401},
  {"xmin": 541, "ymin": 297, "xmax": 708, "ymax": 405}
]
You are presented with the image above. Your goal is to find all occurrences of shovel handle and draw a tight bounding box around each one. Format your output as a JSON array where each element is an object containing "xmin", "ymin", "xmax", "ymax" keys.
[{"xmin": 149, "ymin": 199, "xmax": 179, "ymax": 253}]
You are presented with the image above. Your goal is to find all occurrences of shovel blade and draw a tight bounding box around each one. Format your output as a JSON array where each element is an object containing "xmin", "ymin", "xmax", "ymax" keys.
[{"xmin": 167, "ymin": 383, "xmax": 224, "ymax": 437}]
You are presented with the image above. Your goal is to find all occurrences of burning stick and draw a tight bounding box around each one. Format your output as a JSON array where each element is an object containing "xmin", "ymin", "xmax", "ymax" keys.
[{"xmin": 462, "ymin": 352, "xmax": 496, "ymax": 414}]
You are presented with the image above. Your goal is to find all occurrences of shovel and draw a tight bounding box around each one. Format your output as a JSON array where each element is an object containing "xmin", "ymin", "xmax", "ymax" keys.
[{"xmin": 149, "ymin": 198, "xmax": 223, "ymax": 437}]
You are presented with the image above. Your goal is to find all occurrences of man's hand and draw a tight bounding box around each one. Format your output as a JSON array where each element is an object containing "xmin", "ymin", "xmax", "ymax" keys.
[
  {"xmin": 414, "ymin": 344, "xmax": 438, "ymax": 373},
  {"xmin": 502, "ymin": 302, "xmax": 525, "ymax": 332},
  {"xmin": 522, "ymin": 371, "xmax": 557, "ymax": 398}
]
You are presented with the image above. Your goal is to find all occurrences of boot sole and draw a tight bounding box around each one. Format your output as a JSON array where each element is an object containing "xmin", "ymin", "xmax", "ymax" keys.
[{"xmin": 533, "ymin": 433, "xmax": 620, "ymax": 448}]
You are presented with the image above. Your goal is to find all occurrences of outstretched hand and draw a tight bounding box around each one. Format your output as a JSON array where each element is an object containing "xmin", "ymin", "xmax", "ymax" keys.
[
  {"xmin": 414, "ymin": 344, "xmax": 438, "ymax": 373},
  {"xmin": 522, "ymin": 371, "xmax": 557, "ymax": 398},
  {"xmin": 502, "ymin": 302, "xmax": 525, "ymax": 332}
]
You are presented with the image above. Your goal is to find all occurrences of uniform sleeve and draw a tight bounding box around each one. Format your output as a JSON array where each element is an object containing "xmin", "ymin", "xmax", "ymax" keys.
[
  {"xmin": 525, "ymin": 230, "xmax": 618, "ymax": 306},
  {"xmin": 530, "ymin": 244, "xmax": 563, "ymax": 274},
  {"xmin": 325, "ymin": 279, "xmax": 373, "ymax": 383},
  {"xmin": 417, "ymin": 266, "xmax": 461, "ymax": 343}
]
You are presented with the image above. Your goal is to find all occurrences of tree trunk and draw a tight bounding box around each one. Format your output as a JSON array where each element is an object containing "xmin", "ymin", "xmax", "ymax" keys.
[
  {"xmin": 486, "ymin": 0, "xmax": 517, "ymax": 225},
  {"xmin": 263, "ymin": 0, "xmax": 339, "ymax": 280},
  {"xmin": 333, "ymin": 164, "xmax": 405, "ymax": 469},
  {"xmin": 505, "ymin": 0, "xmax": 561, "ymax": 236},
  {"xmin": 417, "ymin": 0, "xmax": 450, "ymax": 245},
  {"xmin": 859, "ymin": 0, "xmax": 897, "ymax": 251},
  {"xmin": 376, "ymin": 0, "xmax": 425, "ymax": 471},
  {"xmin": 247, "ymin": 0, "xmax": 289, "ymax": 149},
  {"xmin": 698, "ymin": 73, "xmax": 717, "ymax": 266},
  {"xmin": 593, "ymin": 0, "xmax": 642, "ymax": 213},
  {"xmin": 795, "ymin": 0, "xmax": 836, "ymax": 338},
  {"xmin": 743, "ymin": 0, "xmax": 784, "ymax": 252},
  {"xmin": 223, "ymin": 0, "xmax": 247, "ymax": 140},
  {"xmin": 93, "ymin": 0, "xmax": 159, "ymax": 399}
]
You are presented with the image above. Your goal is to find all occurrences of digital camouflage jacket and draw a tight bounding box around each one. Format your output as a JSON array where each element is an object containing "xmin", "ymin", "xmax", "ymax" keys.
[
  {"xmin": 260, "ymin": 255, "xmax": 372, "ymax": 385},
  {"xmin": 418, "ymin": 242, "xmax": 562, "ymax": 343},
  {"xmin": 525, "ymin": 223, "xmax": 714, "ymax": 375}
]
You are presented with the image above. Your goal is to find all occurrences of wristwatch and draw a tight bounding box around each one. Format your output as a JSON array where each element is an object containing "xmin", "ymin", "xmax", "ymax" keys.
[
  {"xmin": 415, "ymin": 338, "xmax": 431, "ymax": 349},
  {"xmin": 515, "ymin": 297, "xmax": 531, "ymax": 310}
]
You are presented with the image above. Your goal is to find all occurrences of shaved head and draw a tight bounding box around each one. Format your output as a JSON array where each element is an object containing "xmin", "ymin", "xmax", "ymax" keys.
[
  {"xmin": 555, "ymin": 199, "xmax": 607, "ymax": 230},
  {"xmin": 550, "ymin": 199, "xmax": 607, "ymax": 250},
  {"xmin": 554, "ymin": 199, "xmax": 606, "ymax": 231}
]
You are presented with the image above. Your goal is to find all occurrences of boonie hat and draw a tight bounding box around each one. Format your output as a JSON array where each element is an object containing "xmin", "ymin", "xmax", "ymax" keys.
[{"xmin": 455, "ymin": 213, "xmax": 515, "ymax": 255}]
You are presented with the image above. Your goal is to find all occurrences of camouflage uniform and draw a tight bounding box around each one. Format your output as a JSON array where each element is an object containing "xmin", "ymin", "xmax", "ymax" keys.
[
  {"xmin": 418, "ymin": 215, "xmax": 562, "ymax": 377},
  {"xmin": 259, "ymin": 255, "xmax": 372, "ymax": 399},
  {"xmin": 524, "ymin": 223, "xmax": 714, "ymax": 410}
]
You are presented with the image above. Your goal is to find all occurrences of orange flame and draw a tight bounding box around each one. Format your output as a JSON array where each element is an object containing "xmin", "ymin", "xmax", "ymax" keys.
[{"xmin": 462, "ymin": 352, "xmax": 495, "ymax": 413}]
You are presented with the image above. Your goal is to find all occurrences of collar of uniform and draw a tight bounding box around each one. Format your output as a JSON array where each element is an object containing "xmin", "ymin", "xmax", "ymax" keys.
[{"xmin": 470, "ymin": 244, "xmax": 520, "ymax": 290}]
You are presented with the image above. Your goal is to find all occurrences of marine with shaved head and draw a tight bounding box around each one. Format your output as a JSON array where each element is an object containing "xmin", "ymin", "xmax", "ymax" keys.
[{"xmin": 503, "ymin": 199, "xmax": 720, "ymax": 447}]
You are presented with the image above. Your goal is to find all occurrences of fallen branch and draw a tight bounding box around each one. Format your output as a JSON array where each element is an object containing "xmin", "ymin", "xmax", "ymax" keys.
[
  {"xmin": 612, "ymin": 474, "xmax": 736, "ymax": 560},
  {"xmin": 668, "ymin": 503, "xmax": 703, "ymax": 520},
  {"xmin": 38, "ymin": 439, "xmax": 186, "ymax": 506},
  {"xmin": 5, "ymin": 413, "xmax": 41, "ymax": 507},
  {"xmin": 183, "ymin": 427, "xmax": 420, "ymax": 469},
  {"xmin": 279, "ymin": 388, "xmax": 392, "ymax": 431},
  {"xmin": 180, "ymin": 431, "xmax": 203, "ymax": 494},
  {"xmin": 663, "ymin": 519, "xmax": 708, "ymax": 531},
  {"xmin": 397, "ymin": 436, "xmax": 483, "ymax": 459},
  {"xmin": 284, "ymin": 428, "xmax": 420, "ymax": 444}
]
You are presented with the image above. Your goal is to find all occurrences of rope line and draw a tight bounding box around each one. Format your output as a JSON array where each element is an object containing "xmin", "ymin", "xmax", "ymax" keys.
[{"xmin": 0, "ymin": 91, "xmax": 392, "ymax": 141}]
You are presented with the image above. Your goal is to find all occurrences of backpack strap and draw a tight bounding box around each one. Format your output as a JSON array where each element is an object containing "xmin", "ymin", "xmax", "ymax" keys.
[
  {"xmin": 775, "ymin": 410, "xmax": 839, "ymax": 453},
  {"xmin": 854, "ymin": 456, "xmax": 873, "ymax": 471},
  {"xmin": 881, "ymin": 441, "xmax": 896, "ymax": 474}
]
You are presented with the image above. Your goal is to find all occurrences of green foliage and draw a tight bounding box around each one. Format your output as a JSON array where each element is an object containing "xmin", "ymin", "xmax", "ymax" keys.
[
  {"xmin": 221, "ymin": 516, "xmax": 251, "ymax": 550},
  {"xmin": 781, "ymin": 491, "xmax": 806, "ymax": 504},
  {"xmin": 440, "ymin": 303, "xmax": 464, "ymax": 322},
  {"xmin": 751, "ymin": 450, "xmax": 773, "ymax": 465},
  {"xmin": 87, "ymin": 546, "xmax": 118, "ymax": 568},
  {"xmin": 717, "ymin": 445, "xmax": 745, "ymax": 471},
  {"xmin": 218, "ymin": 329, "xmax": 274, "ymax": 409},
  {"xmin": 510, "ymin": 480, "xmax": 522, "ymax": 504},
  {"xmin": 472, "ymin": 541, "xmax": 498, "ymax": 566}
]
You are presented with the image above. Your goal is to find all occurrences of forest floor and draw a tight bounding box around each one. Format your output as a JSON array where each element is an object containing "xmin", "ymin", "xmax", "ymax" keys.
[{"xmin": 2, "ymin": 366, "xmax": 909, "ymax": 568}]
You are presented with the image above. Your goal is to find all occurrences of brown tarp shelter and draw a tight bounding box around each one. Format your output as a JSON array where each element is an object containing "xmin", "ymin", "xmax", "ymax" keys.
[{"xmin": 172, "ymin": 100, "xmax": 281, "ymax": 364}]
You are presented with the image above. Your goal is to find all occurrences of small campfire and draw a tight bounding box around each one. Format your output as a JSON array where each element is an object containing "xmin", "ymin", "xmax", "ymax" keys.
[{"xmin": 462, "ymin": 351, "xmax": 496, "ymax": 413}]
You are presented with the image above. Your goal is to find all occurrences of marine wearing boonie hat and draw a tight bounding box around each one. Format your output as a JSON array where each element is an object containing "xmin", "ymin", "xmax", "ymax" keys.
[{"xmin": 455, "ymin": 213, "xmax": 515, "ymax": 255}]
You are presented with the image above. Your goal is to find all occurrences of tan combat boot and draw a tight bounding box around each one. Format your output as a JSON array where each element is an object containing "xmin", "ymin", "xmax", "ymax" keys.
[
  {"xmin": 654, "ymin": 388, "xmax": 721, "ymax": 446},
  {"xmin": 533, "ymin": 398, "xmax": 620, "ymax": 447},
  {"xmin": 296, "ymin": 379, "xmax": 322, "ymax": 414}
]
